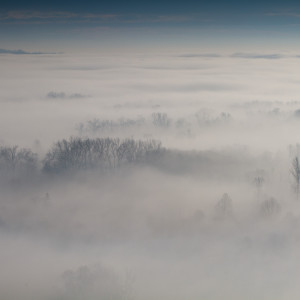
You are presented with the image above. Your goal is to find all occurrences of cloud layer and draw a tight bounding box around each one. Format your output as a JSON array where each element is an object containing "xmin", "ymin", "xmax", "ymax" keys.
[
  {"xmin": 1, "ymin": 50, "xmax": 300, "ymax": 300},
  {"xmin": 0, "ymin": 48, "xmax": 57, "ymax": 54}
]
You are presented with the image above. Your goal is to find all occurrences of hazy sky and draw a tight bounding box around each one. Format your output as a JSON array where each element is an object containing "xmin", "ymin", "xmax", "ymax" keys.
[
  {"xmin": 2, "ymin": 1, "xmax": 300, "ymax": 300},
  {"xmin": 2, "ymin": 0, "xmax": 300, "ymax": 53},
  {"xmin": 2, "ymin": 0, "xmax": 300, "ymax": 14}
]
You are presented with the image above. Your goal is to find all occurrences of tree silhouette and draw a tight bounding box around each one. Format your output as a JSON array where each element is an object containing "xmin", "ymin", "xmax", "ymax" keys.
[
  {"xmin": 260, "ymin": 197, "xmax": 280, "ymax": 218},
  {"xmin": 290, "ymin": 157, "xmax": 300, "ymax": 200},
  {"xmin": 253, "ymin": 175, "xmax": 264, "ymax": 200},
  {"xmin": 152, "ymin": 112, "xmax": 170, "ymax": 128},
  {"xmin": 43, "ymin": 137, "xmax": 162, "ymax": 173},
  {"xmin": 215, "ymin": 193, "xmax": 233, "ymax": 219},
  {"xmin": 0, "ymin": 146, "xmax": 38, "ymax": 176}
]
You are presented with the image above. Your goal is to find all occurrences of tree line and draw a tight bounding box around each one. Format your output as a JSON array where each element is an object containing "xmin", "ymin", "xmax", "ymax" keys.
[
  {"xmin": 0, "ymin": 137, "xmax": 163, "ymax": 177},
  {"xmin": 2, "ymin": 136, "xmax": 300, "ymax": 204}
]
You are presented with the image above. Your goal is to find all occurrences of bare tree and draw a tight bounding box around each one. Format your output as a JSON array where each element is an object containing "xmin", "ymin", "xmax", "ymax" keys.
[
  {"xmin": 152, "ymin": 112, "xmax": 170, "ymax": 128},
  {"xmin": 77, "ymin": 117, "xmax": 145, "ymax": 135},
  {"xmin": 43, "ymin": 137, "xmax": 163, "ymax": 174},
  {"xmin": 215, "ymin": 193, "xmax": 233, "ymax": 219},
  {"xmin": 291, "ymin": 157, "xmax": 300, "ymax": 200},
  {"xmin": 260, "ymin": 197, "xmax": 280, "ymax": 218},
  {"xmin": 61, "ymin": 264, "xmax": 134, "ymax": 300},
  {"xmin": 0, "ymin": 145, "xmax": 38, "ymax": 177},
  {"xmin": 253, "ymin": 175, "xmax": 264, "ymax": 200}
]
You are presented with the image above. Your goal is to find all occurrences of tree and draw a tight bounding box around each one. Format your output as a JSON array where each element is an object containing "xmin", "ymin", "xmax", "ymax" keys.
[
  {"xmin": 43, "ymin": 137, "xmax": 163, "ymax": 174},
  {"xmin": 152, "ymin": 112, "xmax": 170, "ymax": 128},
  {"xmin": 260, "ymin": 197, "xmax": 280, "ymax": 218},
  {"xmin": 290, "ymin": 157, "xmax": 300, "ymax": 200},
  {"xmin": 0, "ymin": 146, "xmax": 38, "ymax": 177},
  {"xmin": 215, "ymin": 193, "xmax": 233, "ymax": 219},
  {"xmin": 61, "ymin": 264, "xmax": 134, "ymax": 300},
  {"xmin": 253, "ymin": 175, "xmax": 264, "ymax": 200}
]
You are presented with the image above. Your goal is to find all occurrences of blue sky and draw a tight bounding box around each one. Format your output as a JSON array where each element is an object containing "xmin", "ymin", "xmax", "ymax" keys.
[
  {"xmin": 1, "ymin": 0, "xmax": 299, "ymax": 14},
  {"xmin": 1, "ymin": 0, "xmax": 300, "ymax": 53}
]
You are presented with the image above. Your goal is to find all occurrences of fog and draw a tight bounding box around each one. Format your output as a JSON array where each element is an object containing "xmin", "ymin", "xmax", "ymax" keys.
[{"xmin": 1, "ymin": 51, "xmax": 300, "ymax": 299}]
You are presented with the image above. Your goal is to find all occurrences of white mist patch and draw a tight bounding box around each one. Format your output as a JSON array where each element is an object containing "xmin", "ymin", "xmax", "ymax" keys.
[{"xmin": 1, "ymin": 51, "xmax": 300, "ymax": 299}]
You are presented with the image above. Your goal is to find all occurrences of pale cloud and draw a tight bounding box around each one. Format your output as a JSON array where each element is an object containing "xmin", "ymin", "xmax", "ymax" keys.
[
  {"xmin": 0, "ymin": 10, "xmax": 201, "ymax": 25},
  {"xmin": 231, "ymin": 52, "xmax": 284, "ymax": 59},
  {"xmin": 266, "ymin": 11, "xmax": 300, "ymax": 18},
  {"xmin": 0, "ymin": 48, "xmax": 58, "ymax": 55},
  {"xmin": 46, "ymin": 91, "xmax": 89, "ymax": 99},
  {"xmin": 0, "ymin": 10, "xmax": 118, "ymax": 24},
  {"xmin": 178, "ymin": 53, "xmax": 222, "ymax": 58}
]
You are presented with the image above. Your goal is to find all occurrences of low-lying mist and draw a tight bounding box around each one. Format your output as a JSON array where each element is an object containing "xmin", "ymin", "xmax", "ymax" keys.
[{"xmin": 1, "ymin": 51, "xmax": 300, "ymax": 299}]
